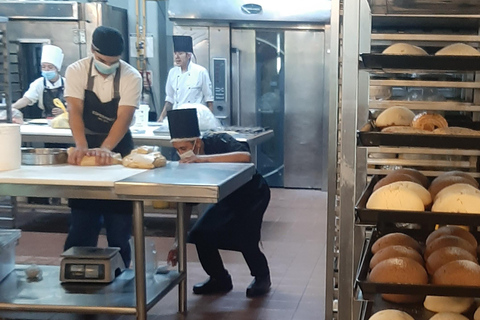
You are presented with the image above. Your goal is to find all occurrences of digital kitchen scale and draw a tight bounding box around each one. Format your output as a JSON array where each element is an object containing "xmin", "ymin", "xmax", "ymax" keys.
[{"xmin": 60, "ymin": 247, "xmax": 125, "ymax": 283}]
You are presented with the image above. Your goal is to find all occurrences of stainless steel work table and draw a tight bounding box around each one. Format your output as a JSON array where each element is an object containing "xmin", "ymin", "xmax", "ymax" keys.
[
  {"xmin": 0, "ymin": 162, "xmax": 255, "ymax": 319},
  {"xmin": 20, "ymin": 123, "xmax": 273, "ymax": 149}
]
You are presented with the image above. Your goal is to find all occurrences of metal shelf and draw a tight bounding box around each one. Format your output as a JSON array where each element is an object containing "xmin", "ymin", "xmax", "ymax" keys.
[
  {"xmin": 370, "ymin": 79, "xmax": 480, "ymax": 88},
  {"xmin": 369, "ymin": 100, "xmax": 480, "ymax": 111}
]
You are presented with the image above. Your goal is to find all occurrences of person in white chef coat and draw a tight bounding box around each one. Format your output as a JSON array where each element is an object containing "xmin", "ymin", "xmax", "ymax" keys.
[
  {"xmin": 12, "ymin": 44, "xmax": 66, "ymax": 118},
  {"xmin": 157, "ymin": 35, "xmax": 214, "ymax": 122}
]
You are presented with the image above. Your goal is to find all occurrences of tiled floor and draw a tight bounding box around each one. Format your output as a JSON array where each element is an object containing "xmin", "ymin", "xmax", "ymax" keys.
[{"xmin": 4, "ymin": 188, "xmax": 327, "ymax": 320}]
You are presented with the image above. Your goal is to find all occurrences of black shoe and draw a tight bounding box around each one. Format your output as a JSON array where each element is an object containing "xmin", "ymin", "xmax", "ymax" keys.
[
  {"xmin": 193, "ymin": 275, "xmax": 233, "ymax": 295},
  {"xmin": 246, "ymin": 276, "xmax": 271, "ymax": 298}
]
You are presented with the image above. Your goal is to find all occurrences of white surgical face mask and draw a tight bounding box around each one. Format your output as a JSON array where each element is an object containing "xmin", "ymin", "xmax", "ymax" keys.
[
  {"xmin": 93, "ymin": 58, "xmax": 119, "ymax": 75},
  {"xmin": 177, "ymin": 140, "xmax": 196, "ymax": 160}
]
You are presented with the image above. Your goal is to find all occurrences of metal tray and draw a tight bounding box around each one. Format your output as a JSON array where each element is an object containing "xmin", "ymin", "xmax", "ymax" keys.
[
  {"xmin": 357, "ymin": 230, "xmax": 480, "ymax": 297},
  {"xmin": 21, "ymin": 148, "xmax": 68, "ymax": 165},
  {"xmin": 355, "ymin": 175, "xmax": 480, "ymax": 226},
  {"xmin": 361, "ymin": 53, "xmax": 480, "ymax": 71},
  {"xmin": 358, "ymin": 122, "xmax": 480, "ymax": 150},
  {"xmin": 359, "ymin": 295, "xmax": 476, "ymax": 320}
]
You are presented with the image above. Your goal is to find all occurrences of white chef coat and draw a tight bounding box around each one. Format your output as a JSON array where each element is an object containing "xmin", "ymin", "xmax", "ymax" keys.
[
  {"xmin": 165, "ymin": 61, "xmax": 213, "ymax": 109},
  {"xmin": 64, "ymin": 57, "xmax": 142, "ymax": 108},
  {"xmin": 23, "ymin": 76, "xmax": 65, "ymax": 111}
]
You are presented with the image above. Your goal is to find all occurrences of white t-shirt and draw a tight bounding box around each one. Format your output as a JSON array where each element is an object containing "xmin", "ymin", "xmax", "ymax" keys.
[
  {"xmin": 64, "ymin": 57, "xmax": 142, "ymax": 108},
  {"xmin": 23, "ymin": 76, "xmax": 65, "ymax": 111},
  {"xmin": 165, "ymin": 61, "xmax": 213, "ymax": 109}
]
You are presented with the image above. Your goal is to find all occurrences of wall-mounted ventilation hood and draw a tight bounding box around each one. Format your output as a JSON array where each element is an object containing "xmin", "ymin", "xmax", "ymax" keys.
[
  {"xmin": 168, "ymin": 0, "xmax": 331, "ymax": 25},
  {"xmin": 371, "ymin": 0, "xmax": 480, "ymax": 15}
]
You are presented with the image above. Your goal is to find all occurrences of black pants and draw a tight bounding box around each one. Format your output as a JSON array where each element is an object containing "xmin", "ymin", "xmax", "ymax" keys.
[{"xmin": 196, "ymin": 238, "xmax": 270, "ymax": 279}]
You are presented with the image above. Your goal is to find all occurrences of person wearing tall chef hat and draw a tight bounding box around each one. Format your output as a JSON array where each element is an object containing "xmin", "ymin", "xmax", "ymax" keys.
[
  {"xmin": 157, "ymin": 36, "xmax": 214, "ymax": 122},
  {"xmin": 12, "ymin": 44, "xmax": 66, "ymax": 117},
  {"xmin": 167, "ymin": 108, "xmax": 272, "ymax": 298},
  {"xmin": 63, "ymin": 26, "xmax": 142, "ymax": 268}
]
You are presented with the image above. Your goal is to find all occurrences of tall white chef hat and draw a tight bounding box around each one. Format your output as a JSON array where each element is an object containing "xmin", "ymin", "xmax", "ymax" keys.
[{"xmin": 41, "ymin": 45, "xmax": 64, "ymax": 71}]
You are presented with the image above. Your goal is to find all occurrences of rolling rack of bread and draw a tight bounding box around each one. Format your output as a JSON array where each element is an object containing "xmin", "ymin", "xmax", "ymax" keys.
[{"xmin": 356, "ymin": 40, "xmax": 480, "ymax": 320}]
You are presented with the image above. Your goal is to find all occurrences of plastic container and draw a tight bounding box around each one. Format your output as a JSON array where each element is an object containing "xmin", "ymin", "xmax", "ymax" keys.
[{"xmin": 0, "ymin": 229, "xmax": 20, "ymax": 283}]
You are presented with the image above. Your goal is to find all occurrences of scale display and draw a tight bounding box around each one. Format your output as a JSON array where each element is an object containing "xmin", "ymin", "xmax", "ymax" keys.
[{"xmin": 64, "ymin": 264, "xmax": 105, "ymax": 280}]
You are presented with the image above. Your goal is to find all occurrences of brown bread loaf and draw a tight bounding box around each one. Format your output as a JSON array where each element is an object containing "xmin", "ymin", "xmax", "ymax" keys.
[
  {"xmin": 370, "ymin": 245, "xmax": 424, "ymax": 270},
  {"xmin": 432, "ymin": 260, "xmax": 480, "ymax": 286},
  {"xmin": 425, "ymin": 246, "xmax": 477, "ymax": 275},
  {"xmin": 426, "ymin": 225, "xmax": 478, "ymax": 248},
  {"xmin": 372, "ymin": 233, "xmax": 422, "ymax": 254},
  {"xmin": 424, "ymin": 235, "xmax": 476, "ymax": 260}
]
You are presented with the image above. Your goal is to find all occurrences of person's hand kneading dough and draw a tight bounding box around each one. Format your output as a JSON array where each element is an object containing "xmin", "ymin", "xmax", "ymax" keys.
[{"xmin": 67, "ymin": 147, "xmax": 122, "ymax": 166}]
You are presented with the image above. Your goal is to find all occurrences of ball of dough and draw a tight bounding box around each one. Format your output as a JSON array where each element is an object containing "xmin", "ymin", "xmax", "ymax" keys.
[
  {"xmin": 368, "ymin": 309, "xmax": 414, "ymax": 320},
  {"xmin": 370, "ymin": 245, "xmax": 424, "ymax": 270},
  {"xmin": 426, "ymin": 226, "xmax": 478, "ymax": 249},
  {"xmin": 436, "ymin": 43, "xmax": 480, "ymax": 56},
  {"xmin": 376, "ymin": 106, "xmax": 416, "ymax": 128},
  {"xmin": 424, "ymin": 295, "xmax": 473, "ymax": 313},
  {"xmin": 474, "ymin": 305, "xmax": 480, "ymax": 320},
  {"xmin": 426, "ymin": 246, "xmax": 477, "ymax": 275},
  {"xmin": 429, "ymin": 313, "xmax": 469, "ymax": 320},
  {"xmin": 383, "ymin": 43, "xmax": 428, "ymax": 56},
  {"xmin": 367, "ymin": 183, "xmax": 425, "ymax": 211},
  {"xmin": 372, "ymin": 233, "xmax": 422, "ymax": 254},
  {"xmin": 424, "ymin": 235, "xmax": 476, "ymax": 260},
  {"xmin": 433, "ymin": 260, "xmax": 480, "ymax": 286},
  {"xmin": 25, "ymin": 264, "xmax": 42, "ymax": 280},
  {"xmin": 432, "ymin": 193, "xmax": 480, "ymax": 215}
]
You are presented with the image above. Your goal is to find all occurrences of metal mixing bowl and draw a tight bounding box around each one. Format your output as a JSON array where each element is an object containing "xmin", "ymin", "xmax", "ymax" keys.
[{"xmin": 21, "ymin": 148, "xmax": 68, "ymax": 165}]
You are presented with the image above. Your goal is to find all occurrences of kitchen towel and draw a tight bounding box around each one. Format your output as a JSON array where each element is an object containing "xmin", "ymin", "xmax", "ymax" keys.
[{"xmin": 0, "ymin": 123, "xmax": 20, "ymax": 171}]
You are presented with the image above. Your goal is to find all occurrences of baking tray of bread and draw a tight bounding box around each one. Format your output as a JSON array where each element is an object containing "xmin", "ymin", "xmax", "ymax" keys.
[
  {"xmin": 361, "ymin": 53, "xmax": 480, "ymax": 71},
  {"xmin": 356, "ymin": 228, "xmax": 480, "ymax": 299},
  {"xmin": 358, "ymin": 109, "xmax": 480, "ymax": 149},
  {"xmin": 356, "ymin": 174, "xmax": 480, "ymax": 226},
  {"xmin": 359, "ymin": 294, "xmax": 478, "ymax": 320}
]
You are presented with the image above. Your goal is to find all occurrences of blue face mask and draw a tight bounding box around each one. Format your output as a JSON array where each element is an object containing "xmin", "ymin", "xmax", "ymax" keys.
[
  {"xmin": 41, "ymin": 70, "xmax": 57, "ymax": 81},
  {"xmin": 93, "ymin": 58, "xmax": 120, "ymax": 75}
]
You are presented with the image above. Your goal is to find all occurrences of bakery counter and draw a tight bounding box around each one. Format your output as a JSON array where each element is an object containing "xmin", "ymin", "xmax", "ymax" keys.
[{"xmin": 0, "ymin": 162, "xmax": 255, "ymax": 319}]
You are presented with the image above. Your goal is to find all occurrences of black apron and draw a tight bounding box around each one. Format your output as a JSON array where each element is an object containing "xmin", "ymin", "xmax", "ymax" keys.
[
  {"xmin": 42, "ymin": 77, "xmax": 65, "ymax": 118},
  {"xmin": 69, "ymin": 59, "xmax": 133, "ymax": 212}
]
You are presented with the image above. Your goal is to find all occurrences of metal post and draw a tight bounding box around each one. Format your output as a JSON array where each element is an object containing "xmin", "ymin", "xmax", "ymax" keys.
[
  {"xmin": 177, "ymin": 202, "xmax": 188, "ymax": 313},
  {"xmin": 132, "ymin": 200, "xmax": 147, "ymax": 320}
]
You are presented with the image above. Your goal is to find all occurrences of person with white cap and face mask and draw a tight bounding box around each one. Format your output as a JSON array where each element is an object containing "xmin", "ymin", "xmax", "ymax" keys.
[{"xmin": 13, "ymin": 44, "xmax": 65, "ymax": 117}]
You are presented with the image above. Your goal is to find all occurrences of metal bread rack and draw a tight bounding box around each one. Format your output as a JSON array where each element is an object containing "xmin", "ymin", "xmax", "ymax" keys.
[{"xmin": 0, "ymin": 16, "xmax": 11, "ymax": 123}]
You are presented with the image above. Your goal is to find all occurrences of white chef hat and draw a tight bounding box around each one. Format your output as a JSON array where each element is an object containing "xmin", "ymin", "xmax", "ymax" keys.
[{"xmin": 41, "ymin": 45, "xmax": 64, "ymax": 71}]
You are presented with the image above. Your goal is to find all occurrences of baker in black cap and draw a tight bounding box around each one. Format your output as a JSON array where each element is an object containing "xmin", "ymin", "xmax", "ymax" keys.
[
  {"xmin": 62, "ymin": 25, "xmax": 142, "ymax": 268},
  {"xmin": 157, "ymin": 35, "xmax": 214, "ymax": 122},
  {"xmin": 167, "ymin": 108, "xmax": 272, "ymax": 298}
]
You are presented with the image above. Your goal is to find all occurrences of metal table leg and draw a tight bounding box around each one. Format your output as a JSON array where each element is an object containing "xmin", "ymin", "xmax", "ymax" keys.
[
  {"xmin": 132, "ymin": 201, "xmax": 147, "ymax": 320},
  {"xmin": 177, "ymin": 202, "xmax": 188, "ymax": 313}
]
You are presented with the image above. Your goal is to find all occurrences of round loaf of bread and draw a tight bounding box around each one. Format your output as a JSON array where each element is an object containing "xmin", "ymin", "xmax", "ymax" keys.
[
  {"xmin": 374, "ymin": 173, "xmax": 422, "ymax": 192},
  {"xmin": 370, "ymin": 245, "xmax": 424, "ymax": 269},
  {"xmin": 436, "ymin": 43, "xmax": 480, "ymax": 56},
  {"xmin": 429, "ymin": 176, "xmax": 478, "ymax": 200},
  {"xmin": 367, "ymin": 184, "xmax": 425, "ymax": 211},
  {"xmin": 432, "ymin": 193, "xmax": 480, "ymax": 215},
  {"xmin": 383, "ymin": 43, "xmax": 428, "ymax": 56},
  {"xmin": 368, "ymin": 309, "xmax": 414, "ymax": 320},
  {"xmin": 411, "ymin": 112, "xmax": 448, "ymax": 131},
  {"xmin": 426, "ymin": 226, "xmax": 478, "ymax": 248},
  {"xmin": 433, "ymin": 171, "xmax": 479, "ymax": 188},
  {"xmin": 391, "ymin": 168, "xmax": 430, "ymax": 188},
  {"xmin": 429, "ymin": 313, "xmax": 469, "ymax": 320},
  {"xmin": 434, "ymin": 183, "xmax": 480, "ymax": 202},
  {"xmin": 424, "ymin": 295, "xmax": 474, "ymax": 313},
  {"xmin": 376, "ymin": 106, "xmax": 416, "ymax": 128},
  {"xmin": 383, "ymin": 181, "xmax": 431, "ymax": 206},
  {"xmin": 370, "ymin": 257, "xmax": 428, "ymax": 304},
  {"xmin": 424, "ymin": 235, "xmax": 476, "ymax": 260},
  {"xmin": 426, "ymin": 246, "xmax": 477, "ymax": 275},
  {"xmin": 433, "ymin": 260, "xmax": 480, "ymax": 286},
  {"xmin": 474, "ymin": 306, "xmax": 480, "ymax": 320},
  {"xmin": 372, "ymin": 233, "xmax": 422, "ymax": 254}
]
